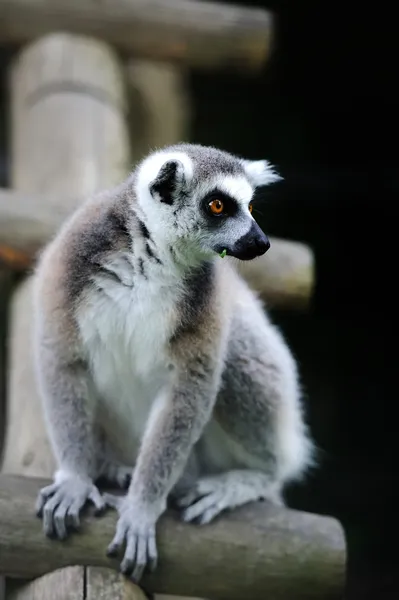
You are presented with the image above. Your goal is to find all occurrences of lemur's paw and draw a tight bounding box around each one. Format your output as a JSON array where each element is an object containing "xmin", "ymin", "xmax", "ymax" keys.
[
  {"xmin": 177, "ymin": 472, "xmax": 283, "ymax": 525},
  {"xmin": 36, "ymin": 474, "xmax": 106, "ymax": 539},
  {"xmin": 104, "ymin": 493, "xmax": 159, "ymax": 583}
]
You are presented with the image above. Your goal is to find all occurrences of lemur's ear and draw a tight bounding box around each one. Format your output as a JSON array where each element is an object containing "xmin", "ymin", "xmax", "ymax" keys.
[
  {"xmin": 149, "ymin": 159, "xmax": 186, "ymax": 205},
  {"xmin": 242, "ymin": 159, "xmax": 282, "ymax": 188}
]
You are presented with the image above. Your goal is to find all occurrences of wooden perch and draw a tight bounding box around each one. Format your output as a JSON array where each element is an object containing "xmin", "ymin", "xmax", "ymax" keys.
[
  {"xmin": 0, "ymin": 474, "xmax": 346, "ymax": 600},
  {"xmin": 0, "ymin": 188, "xmax": 314, "ymax": 310},
  {"xmin": 0, "ymin": 0, "xmax": 274, "ymax": 72}
]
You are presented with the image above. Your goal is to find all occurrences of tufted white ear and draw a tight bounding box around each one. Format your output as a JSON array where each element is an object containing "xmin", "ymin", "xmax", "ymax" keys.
[
  {"xmin": 243, "ymin": 159, "xmax": 282, "ymax": 188},
  {"xmin": 136, "ymin": 150, "xmax": 193, "ymax": 205}
]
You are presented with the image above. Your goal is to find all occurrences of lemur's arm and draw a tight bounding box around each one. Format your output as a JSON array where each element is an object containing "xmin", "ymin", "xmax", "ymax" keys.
[
  {"xmin": 33, "ymin": 240, "xmax": 106, "ymax": 538},
  {"xmin": 105, "ymin": 328, "xmax": 225, "ymax": 581}
]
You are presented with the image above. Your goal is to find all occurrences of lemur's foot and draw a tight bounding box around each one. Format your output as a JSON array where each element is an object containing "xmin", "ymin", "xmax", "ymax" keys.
[{"xmin": 176, "ymin": 470, "xmax": 283, "ymax": 525}]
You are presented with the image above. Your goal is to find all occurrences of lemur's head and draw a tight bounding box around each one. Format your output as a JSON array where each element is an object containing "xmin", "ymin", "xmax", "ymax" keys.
[{"xmin": 134, "ymin": 143, "xmax": 281, "ymax": 263}]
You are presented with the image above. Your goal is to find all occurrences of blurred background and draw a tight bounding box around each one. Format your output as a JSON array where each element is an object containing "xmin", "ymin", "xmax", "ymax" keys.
[{"xmin": 0, "ymin": 1, "xmax": 397, "ymax": 599}]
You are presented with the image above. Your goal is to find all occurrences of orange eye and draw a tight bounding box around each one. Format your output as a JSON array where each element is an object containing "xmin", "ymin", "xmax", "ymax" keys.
[
  {"xmin": 209, "ymin": 199, "xmax": 224, "ymax": 215},
  {"xmin": 248, "ymin": 203, "xmax": 253, "ymax": 214}
]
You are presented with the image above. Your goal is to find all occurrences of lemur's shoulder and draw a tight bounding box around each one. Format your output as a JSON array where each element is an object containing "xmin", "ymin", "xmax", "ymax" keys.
[{"xmin": 36, "ymin": 186, "xmax": 135, "ymax": 304}]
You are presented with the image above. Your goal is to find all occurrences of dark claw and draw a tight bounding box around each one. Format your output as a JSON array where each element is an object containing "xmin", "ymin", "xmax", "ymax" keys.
[
  {"xmin": 120, "ymin": 560, "xmax": 133, "ymax": 575},
  {"xmin": 106, "ymin": 544, "xmax": 119, "ymax": 558}
]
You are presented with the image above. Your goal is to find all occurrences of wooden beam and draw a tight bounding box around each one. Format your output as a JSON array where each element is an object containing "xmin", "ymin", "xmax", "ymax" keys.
[
  {"xmin": 0, "ymin": 474, "xmax": 346, "ymax": 600},
  {"xmin": 0, "ymin": 0, "xmax": 274, "ymax": 72},
  {"xmin": 0, "ymin": 188, "xmax": 314, "ymax": 310}
]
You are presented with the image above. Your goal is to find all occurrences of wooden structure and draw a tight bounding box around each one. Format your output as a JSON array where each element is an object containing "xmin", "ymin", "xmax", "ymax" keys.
[
  {"xmin": 0, "ymin": 474, "xmax": 345, "ymax": 600},
  {"xmin": 0, "ymin": 1, "xmax": 345, "ymax": 599}
]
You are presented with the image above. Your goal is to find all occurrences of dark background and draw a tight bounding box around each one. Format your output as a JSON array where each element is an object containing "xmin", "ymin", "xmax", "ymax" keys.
[{"xmin": 0, "ymin": 2, "xmax": 397, "ymax": 598}]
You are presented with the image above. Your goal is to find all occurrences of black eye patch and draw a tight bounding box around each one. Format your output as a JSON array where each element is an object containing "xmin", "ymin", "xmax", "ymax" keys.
[{"xmin": 201, "ymin": 190, "xmax": 240, "ymax": 220}]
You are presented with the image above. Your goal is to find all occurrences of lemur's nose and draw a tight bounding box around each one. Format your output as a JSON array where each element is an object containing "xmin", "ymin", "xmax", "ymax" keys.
[
  {"xmin": 229, "ymin": 222, "xmax": 271, "ymax": 261},
  {"xmin": 255, "ymin": 233, "xmax": 270, "ymax": 254}
]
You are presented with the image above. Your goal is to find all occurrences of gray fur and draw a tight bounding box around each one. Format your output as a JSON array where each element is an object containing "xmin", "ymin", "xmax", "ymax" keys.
[{"xmin": 33, "ymin": 143, "xmax": 314, "ymax": 581}]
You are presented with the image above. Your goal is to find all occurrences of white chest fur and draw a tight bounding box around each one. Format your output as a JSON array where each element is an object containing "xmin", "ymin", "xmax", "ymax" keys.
[{"xmin": 76, "ymin": 255, "xmax": 179, "ymax": 455}]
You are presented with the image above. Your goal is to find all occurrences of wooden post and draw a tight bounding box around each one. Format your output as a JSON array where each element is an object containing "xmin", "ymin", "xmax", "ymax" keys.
[
  {"xmin": 127, "ymin": 60, "xmax": 191, "ymax": 165},
  {"xmin": 1, "ymin": 30, "xmax": 130, "ymax": 481}
]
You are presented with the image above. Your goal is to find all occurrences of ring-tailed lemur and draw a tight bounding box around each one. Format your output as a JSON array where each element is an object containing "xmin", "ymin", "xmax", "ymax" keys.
[{"xmin": 34, "ymin": 143, "xmax": 315, "ymax": 582}]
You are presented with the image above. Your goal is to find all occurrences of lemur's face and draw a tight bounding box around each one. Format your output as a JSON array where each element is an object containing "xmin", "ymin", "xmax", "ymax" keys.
[{"xmin": 136, "ymin": 144, "xmax": 281, "ymax": 263}]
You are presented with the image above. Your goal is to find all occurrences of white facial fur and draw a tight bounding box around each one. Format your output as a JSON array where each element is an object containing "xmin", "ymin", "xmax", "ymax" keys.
[
  {"xmin": 242, "ymin": 159, "xmax": 282, "ymax": 187},
  {"xmin": 133, "ymin": 148, "xmax": 278, "ymax": 264}
]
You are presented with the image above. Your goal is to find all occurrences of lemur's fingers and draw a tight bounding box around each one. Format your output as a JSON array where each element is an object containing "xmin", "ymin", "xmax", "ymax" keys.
[
  {"xmin": 147, "ymin": 533, "xmax": 158, "ymax": 572},
  {"xmin": 42, "ymin": 493, "xmax": 62, "ymax": 537},
  {"xmin": 198, "ymin": 504, "xmax": 223, "ymax": 525},
  {"xmin": 182, "ymin": 492, "xmax": 223, "ymax": 523},
  {"xmin": 53, "ymin": 502, "xmax": 69, "ymax": 539},
  {"xmin": 35, "ymin": 483, "xmax": 59, "ymax": 516},
  {"xmin": 67, "ymin": 499, "xmax": 83, "ymax": 529},
  {"xmin": 106, "ymin": 516, "xmax": 126, "ymax": 556}
]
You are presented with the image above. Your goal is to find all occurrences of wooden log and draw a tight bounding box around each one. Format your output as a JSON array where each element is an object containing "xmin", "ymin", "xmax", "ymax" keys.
[
  {"xmin": 6, "ymin": 566, "xmax": 204, "ymax": 599},
  {"xmin": 0, "ymin": 474, "xmax": 346, "ymax": 600},
  {"xmin": 0, "ymin": 0, "xmax": 273, "ymax": 72},
  {"xmin": 237, "ymin": 237, "xmax": 315, "ymax": 310},
  {"xmin": 0, "ymin": 187, "xmax": 315, "ymax": 309},
  {"xmin": 0, "ymin": 32, "xmax": 130, "ymax": 479},
  {"xmin": 7, "ymin": 567, "xmax": 85, "ymax": 600}
]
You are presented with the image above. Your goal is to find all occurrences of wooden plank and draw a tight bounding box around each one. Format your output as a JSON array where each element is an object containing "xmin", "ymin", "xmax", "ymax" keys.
[
  {"xmin": 0, "ymin": 32, "xmax": 130, "ymax": 479},
  {"xmin": 7, "ymin": 567, "xmax": 84, "ymax": 600},
  {"xmin": 0, "ymin": 187, "xmax": 314, "ymax": 310},
  {"xmin": 0, "ymin": 474, "xmax": 346, "ymax": 600},
  {"xmin": 0, "ymin": 0, "xmax": 273, "ymax": 72}
]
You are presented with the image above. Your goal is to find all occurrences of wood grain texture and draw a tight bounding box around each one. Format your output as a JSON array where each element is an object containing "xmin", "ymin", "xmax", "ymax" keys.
[
  {"xmin": 0, "ymin": 0, "xmax": 273, "ymax": 72},
  {"xmin": 86, "ymin": 567, "xmax": 149, "ymax": 600},
  {"xmin": 0, "ymin": 32, "xmax": 130, "ymax": 478},
  {"xmin": 5, "ymin": 566, "xmax": 203, "ymax": 599},
  {"xmin": 0, "ymin": 475, "xmax": 346, "ymax": 600},
  {"xmin": 7, "ymin": 567, "xmax": 84, "ymax": 600}
]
